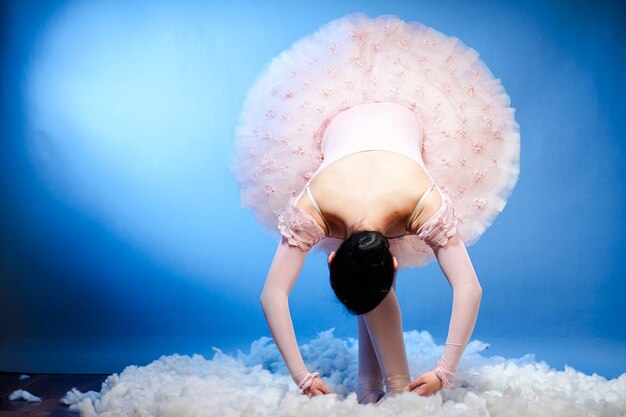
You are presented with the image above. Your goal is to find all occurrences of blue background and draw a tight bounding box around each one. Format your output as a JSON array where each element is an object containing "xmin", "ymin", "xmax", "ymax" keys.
[{"xmin": 1, "ymin": 0, "xmax": 624, "ymax": 378}]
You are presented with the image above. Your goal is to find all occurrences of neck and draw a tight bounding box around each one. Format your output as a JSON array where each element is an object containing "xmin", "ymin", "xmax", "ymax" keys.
[{"xmin": 344, "ymin": 216, "xmax": 389, "ymax": 238}]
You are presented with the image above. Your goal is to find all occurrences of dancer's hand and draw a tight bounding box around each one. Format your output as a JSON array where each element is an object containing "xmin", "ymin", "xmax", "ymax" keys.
[
  {"xmin": 404, "ymin": 370, "xmax": 442, "ymax": 396},
  {"xmin": 302, "ymin": 376, "xmax": 332, "ymax": 396}
]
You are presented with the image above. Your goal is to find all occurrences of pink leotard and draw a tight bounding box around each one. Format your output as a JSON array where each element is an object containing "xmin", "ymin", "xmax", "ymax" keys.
[
  {"xmin": 315, "ymin": 101, "xmax": 432, "ymax": 182},
  {"xmin": 294, "ymin": 102, "xmax": 439, "ymax": 240},
  {"xmin": 281, "ymin": 102, "xmax": 453, "ymax": 247},
  {"xmin": 263, "ymin": 102, "xmax": 482, "ymax": 401}
]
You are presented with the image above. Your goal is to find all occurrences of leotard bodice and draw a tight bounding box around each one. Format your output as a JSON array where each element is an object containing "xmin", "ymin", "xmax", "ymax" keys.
[
  {"xmin": 293, "ymin": 101, "xmax": 437, "ymax": 239},
  {"xmin": 308, "ymin": 102, "xmax": 434, "ymax": 182}
]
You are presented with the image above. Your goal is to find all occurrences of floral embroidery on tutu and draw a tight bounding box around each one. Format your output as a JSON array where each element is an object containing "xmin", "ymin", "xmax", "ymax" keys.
[{"xmin": 232, "ymin": 12, "xmax": 520, "ymax": 268}]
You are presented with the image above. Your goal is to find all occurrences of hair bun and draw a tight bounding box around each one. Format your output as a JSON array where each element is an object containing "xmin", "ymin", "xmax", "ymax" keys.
[
  {"xmin": 355, "ymin": 232, "xmax": 389, "ymax": 263},
  {"xmin": 329, "ymin": 230, "xmax": 395, "ymax": 315}
]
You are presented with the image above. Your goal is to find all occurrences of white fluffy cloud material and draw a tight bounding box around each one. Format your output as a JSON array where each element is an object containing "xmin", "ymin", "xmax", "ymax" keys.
[
  {"xmin": 61, "ymin": 329, "xmax": 626, "ymax": 417},
  {"xmin": 8, "ymin": 389, "xmax": 42, "ymax": 402}
]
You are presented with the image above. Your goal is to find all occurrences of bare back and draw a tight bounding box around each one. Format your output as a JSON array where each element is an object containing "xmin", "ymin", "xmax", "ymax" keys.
[{"xmin": 296, "ymin": 150, "xmax": 442, "ymax": 238}]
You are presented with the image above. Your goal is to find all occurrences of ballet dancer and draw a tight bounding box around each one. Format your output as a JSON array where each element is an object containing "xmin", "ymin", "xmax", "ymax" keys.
[{"xmin": 232, "ymin": 12, "xmax": 520, "ymax": 404}]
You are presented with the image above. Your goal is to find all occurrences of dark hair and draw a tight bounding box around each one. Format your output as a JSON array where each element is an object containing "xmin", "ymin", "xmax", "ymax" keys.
[{"xmin": 329, "ymin": 231, "xmax": 394, "ymax": 315}]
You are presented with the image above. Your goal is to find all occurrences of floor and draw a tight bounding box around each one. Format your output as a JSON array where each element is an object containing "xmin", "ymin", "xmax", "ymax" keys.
[{"xmin": 0, "ymin": 372, "xmax": 106, "ymax": 417}]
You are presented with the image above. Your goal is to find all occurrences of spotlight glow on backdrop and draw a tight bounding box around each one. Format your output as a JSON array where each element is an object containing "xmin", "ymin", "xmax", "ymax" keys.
[{"xmin": 26, "ymin": 1, "xmax": 244, "ymax": 286}]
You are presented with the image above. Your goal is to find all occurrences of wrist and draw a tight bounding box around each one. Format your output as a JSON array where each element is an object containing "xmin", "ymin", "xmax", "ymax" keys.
[
  {"xmin": 292, "ymin": 362, "xmax": 310, "ymax": 388},
  {"xmin": 434, "ymin": 360, "xmax": 454, "ymax": 388},
  {"xmin": 297, "ymin": 372, "xmax": 320, "ymax": 394}
]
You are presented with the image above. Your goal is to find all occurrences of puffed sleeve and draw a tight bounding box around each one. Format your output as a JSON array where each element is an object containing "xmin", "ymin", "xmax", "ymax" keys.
[
  {"xmin": 416, "ymin": 188, "xmax": 459, "ymax": 250},
  {"xmin": 277, "ymin": 198, "xmax": 326, "ymax": 251}
]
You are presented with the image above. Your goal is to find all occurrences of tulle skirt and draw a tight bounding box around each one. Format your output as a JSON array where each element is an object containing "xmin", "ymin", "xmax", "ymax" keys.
[{"xmin": 231, "ymin": 12, "xmax": 520, "ymax": 268}]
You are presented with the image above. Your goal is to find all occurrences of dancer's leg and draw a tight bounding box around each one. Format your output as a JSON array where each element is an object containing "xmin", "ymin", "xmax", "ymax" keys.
[
  {"xmin": 357, "ymin": 279, "xmax": 402, "ymax": 404},
  {"xmin": 363, "ymin": 281, "xmax": 411, "ymax": 398},
  {"xmin": 356, "ymin": 315, "xmax": 384, "ymax": 404}
]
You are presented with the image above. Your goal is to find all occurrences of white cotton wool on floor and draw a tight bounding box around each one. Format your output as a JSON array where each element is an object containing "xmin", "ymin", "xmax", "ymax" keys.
[{"xmin": 61, "ymin": 329, "xmax": 626, "ymax": 417}]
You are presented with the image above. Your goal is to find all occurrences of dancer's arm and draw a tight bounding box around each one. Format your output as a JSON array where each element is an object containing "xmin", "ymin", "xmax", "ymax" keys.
[
  {"xmin": 407, "ymin": 232, "xmax": 482, "ymax": 393},
  {"xmin": 260, "ymin": 237, "xmax": 331, "ymax": 394}
]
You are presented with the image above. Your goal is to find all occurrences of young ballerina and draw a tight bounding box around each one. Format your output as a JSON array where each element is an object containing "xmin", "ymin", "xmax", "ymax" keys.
[{"xmin": 232, "ymin": 13, "xmax": 520, "ymax": 403}]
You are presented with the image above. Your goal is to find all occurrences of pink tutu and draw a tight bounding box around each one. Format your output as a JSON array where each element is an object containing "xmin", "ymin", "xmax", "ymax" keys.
[{"xmin": 231, "ymin": 12, "xmax": 520, "ymax": 268}]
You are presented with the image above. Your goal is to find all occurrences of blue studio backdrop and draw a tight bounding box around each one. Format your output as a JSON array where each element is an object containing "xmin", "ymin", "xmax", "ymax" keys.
[{"xmin": 1, "ymin": 0, "xmax": 624, "ymax": 379}]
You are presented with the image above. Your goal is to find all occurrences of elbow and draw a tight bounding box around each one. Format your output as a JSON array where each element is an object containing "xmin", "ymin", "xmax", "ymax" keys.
[
  {"xmin": 474, "ymin": 283, "xmax": 483, "ymax": 304},
  {"xmin": 456, "ymin": 280, "xmax": 482, "ymax": 304},
  {"xmin": 260, "ymin": 288, "xmax": 285, "ymax": 309},
  {"xmin": 260, "ymin": 291, "xmax": 269, "ymax": 309},
  {"xmin": 453, "ymin": 278, "xmax": 483, "ymax": 300}
]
